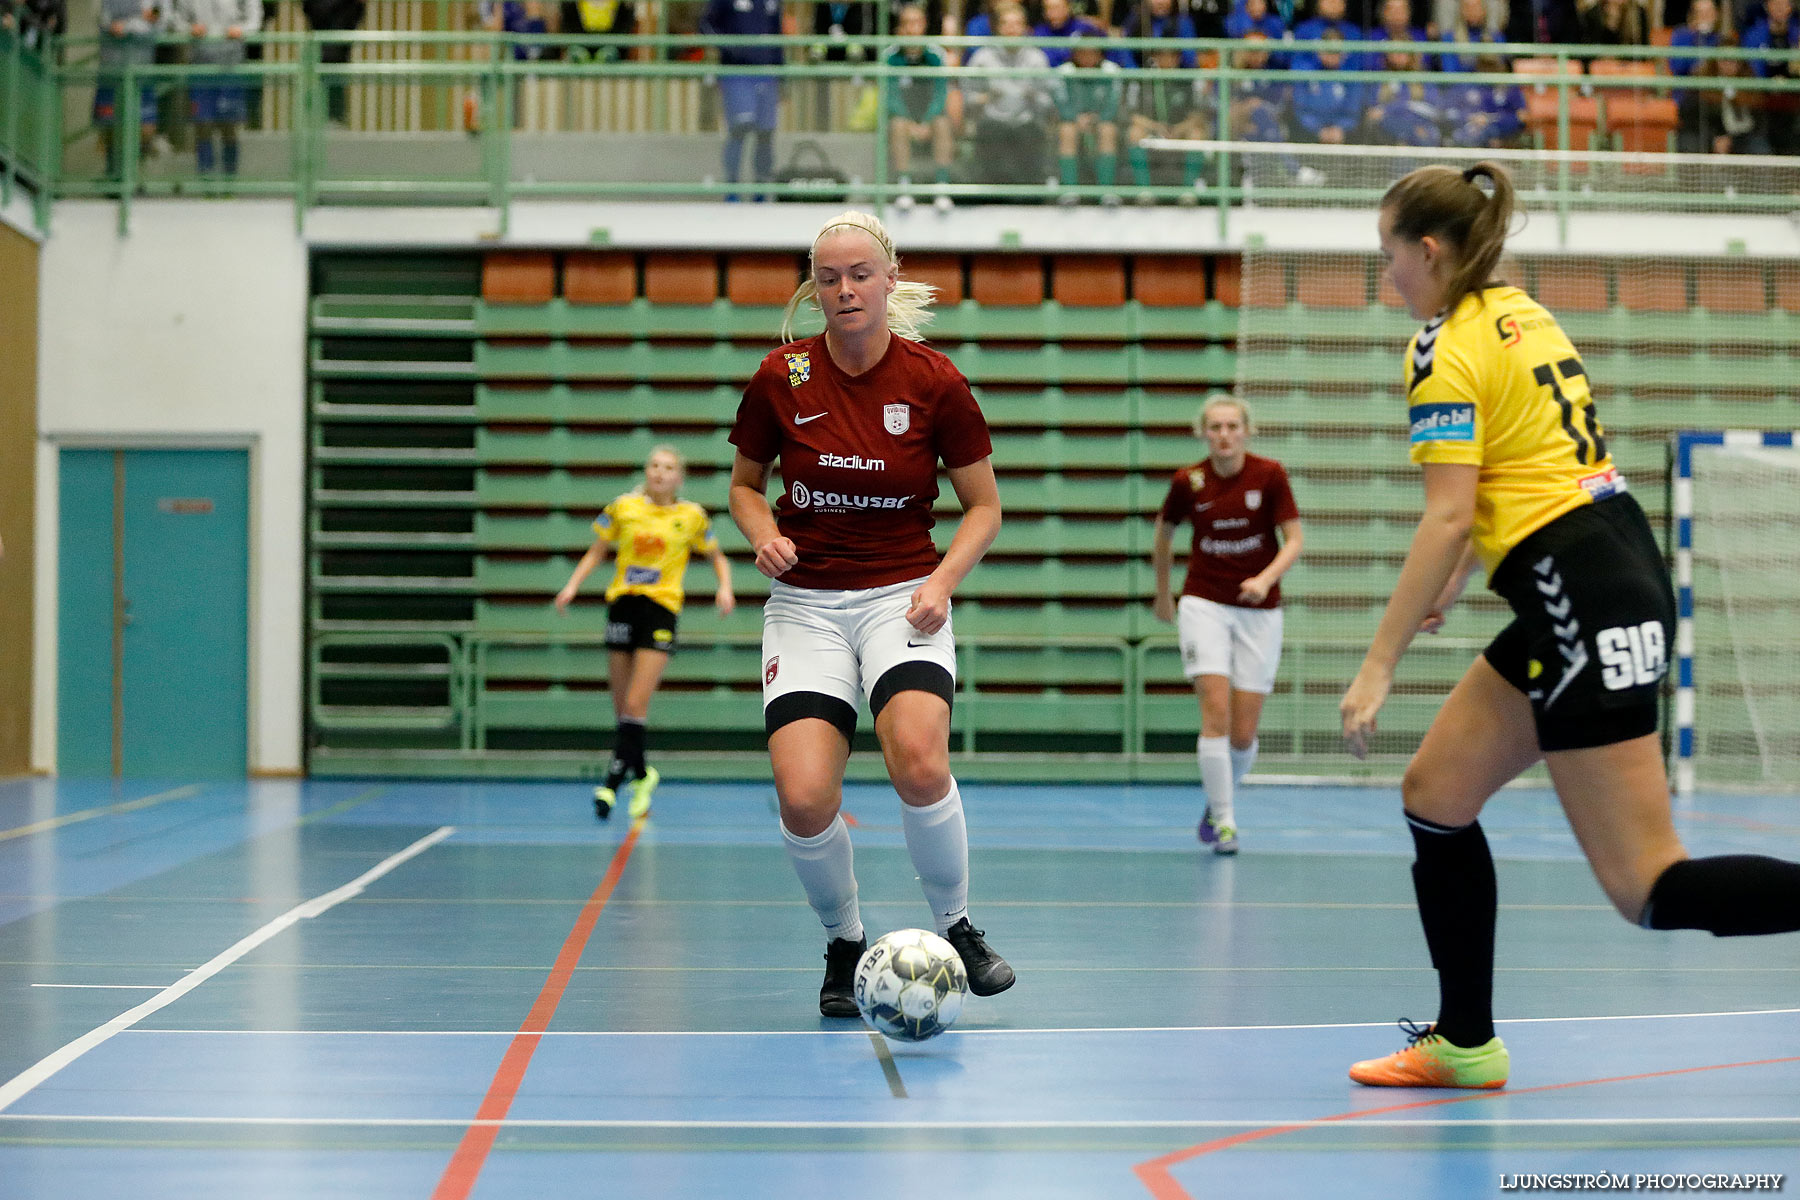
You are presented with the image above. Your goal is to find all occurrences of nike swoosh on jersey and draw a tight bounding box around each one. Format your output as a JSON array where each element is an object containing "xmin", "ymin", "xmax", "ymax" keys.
[{"xmin": 795, "ymin": 412, "xmax": 828, "ymax": 425}]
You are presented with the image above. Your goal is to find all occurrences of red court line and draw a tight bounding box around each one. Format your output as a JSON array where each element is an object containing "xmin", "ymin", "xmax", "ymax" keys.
[
  {"xmin": 431, "ymin": 823, "xmax": 643, "ymax": 1200},
  {"xmin": 1133, "ymin": 1053, "xmax": 1800, "ymax": 1200}
]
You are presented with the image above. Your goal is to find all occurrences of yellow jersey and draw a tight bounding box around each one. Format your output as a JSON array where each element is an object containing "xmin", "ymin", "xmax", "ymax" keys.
[
  {"xmin": 593, "ymin": 493, "xmax": 719, "ymax": 614},
  {"xmin": 1404, "ymin": 285, "xmax": 1626, "ymax": 577}
]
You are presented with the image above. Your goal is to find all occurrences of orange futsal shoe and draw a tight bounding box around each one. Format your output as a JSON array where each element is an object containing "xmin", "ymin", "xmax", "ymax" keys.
[{"xmin": 1349, "ymin": 1020, "xmax": 1509, "ymax": 1089}]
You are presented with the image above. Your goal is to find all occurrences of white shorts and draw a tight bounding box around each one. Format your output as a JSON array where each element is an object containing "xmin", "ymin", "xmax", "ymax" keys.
[
  {"xmin": 1177, "ymin": 595, "xmax": 1284, "ymax": 694},
  {"xmin": 761, "ymin": 576, "xmax": 957, "ymax": 737}
]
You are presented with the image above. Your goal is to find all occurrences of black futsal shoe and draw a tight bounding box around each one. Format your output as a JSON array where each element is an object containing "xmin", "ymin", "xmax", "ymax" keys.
[
  {"xmin": 944, "ymin": 918, "xmax": 1016, "ymax": 996},
  {"xmin": 820, "ymin": 935, "xmax": 866, "ymax": 1017}
]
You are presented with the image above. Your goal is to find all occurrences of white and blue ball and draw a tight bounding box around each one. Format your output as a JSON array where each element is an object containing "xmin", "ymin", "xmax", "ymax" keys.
[{"xmin": 852, "ymin": 928, "xmax": 967, "ymax": 1042}]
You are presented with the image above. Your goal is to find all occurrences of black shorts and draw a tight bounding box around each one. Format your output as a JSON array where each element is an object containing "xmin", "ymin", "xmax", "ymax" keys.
[
  {"xmin": 1483, "ymin": 494, "xmax": 1674, "ymax": 753},
  {"xmin": 605, "ymin": 594, "xmax": 678, "ymax": 654}
]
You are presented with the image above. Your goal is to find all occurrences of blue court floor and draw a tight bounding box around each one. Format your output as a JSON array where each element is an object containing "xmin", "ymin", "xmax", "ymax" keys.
[{"xmin": 1, "ymin": 775, "xmax": 1797, "ymax": 1199}]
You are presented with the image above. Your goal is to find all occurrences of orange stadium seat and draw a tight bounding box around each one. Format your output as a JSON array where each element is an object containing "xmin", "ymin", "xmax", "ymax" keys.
[
  {"xmin": 1531, "ymin": 257, "xmax": 1611, "ymax": 313},
  {"xmin": 481, "ymin": 251, "xmax": 556, "ymax": 305},
  {"xmin": 1295, "ymin": 256, "xmax": 1368, "ymax": 308},
  {"xmin": 1617, "ymin": 260, "xmax": 1688, "ymax": 312},
  {"xmin": 1243, "ymin": 257, "xmax": 1288, "ymax": 308},
  {"xmin": 1211, "ymin": 255, "xmax": 1242, "ymax": 307},
  {"xmin": 902, "ymin": 253, "xmax": 965, "ymax": 305},
  {"xmin": 1694, "ymin": 262, "xmax": 1768, "ymax": 313},
  {"xmin": 1377, "ymin": 270, "xmax": 1408, "ymax": 310},
  {"xmin": 971, "ymin": 255, "xmax": 1045, "ymax": 306},
  {"xmin": 1514, "ymin": 58, "xmax": 1600, "ymax": 166},
  {"xmin": 1052, "ymin": 256, "xmax": 1127, "ymax": 308},
  {"xmin": 1133, "ymin": 255, "xmax": 1208, "ymax": 307},
  {"xmin": 726, "ymin": 253, "xmax": 804, "ymax": 306},
  {"xmin": 1589, "ymin": 59, "xmax": 1679, "ymax": 167},
  {"xmin": 562, "ymin": 252, "xmax": 635, "ymax": 305},
  {"xmin": 643, "ymin": 252, "xmax": 719, "ymax": 305},
  {"xmin": 1775, "ymin": 264, "xmax": 1800, "ymax": 314}
]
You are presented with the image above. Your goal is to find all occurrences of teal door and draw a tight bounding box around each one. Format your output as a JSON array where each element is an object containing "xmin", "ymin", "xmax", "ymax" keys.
[{"xmin": 57, "ymin": 448, "xmax": 250, "ymax": 777}]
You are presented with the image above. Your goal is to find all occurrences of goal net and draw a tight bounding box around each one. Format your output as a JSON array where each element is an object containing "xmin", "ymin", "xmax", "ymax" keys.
[
  {"xmin": 1675, "ymin": 432, "xmax": 1800, "ymax": 795},
  {"xmin": 1136, "ymin": 136, "xmax": 1800, "ymax": 766}
]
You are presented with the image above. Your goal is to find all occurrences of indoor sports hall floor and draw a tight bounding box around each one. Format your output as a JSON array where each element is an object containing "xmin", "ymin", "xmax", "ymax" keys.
[{"xmin": 2, "ymin": 774, "xmax": 1797, "ymax": 1199}]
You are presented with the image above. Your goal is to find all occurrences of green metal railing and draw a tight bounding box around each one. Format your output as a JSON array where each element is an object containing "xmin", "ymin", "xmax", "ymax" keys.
[{"xmin": 4, "ymin": 29, "xmax": 1798, "ymax": 232}]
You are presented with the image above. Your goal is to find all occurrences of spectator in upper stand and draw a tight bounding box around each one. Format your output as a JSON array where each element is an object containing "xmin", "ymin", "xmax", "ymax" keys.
[
  {"xmin": 1054, "ymin": 31, "xmax": 1125, "ymax": 201},
  {"xmin": 562, "ymin": 0, "xmax": 638, "ymax": 63},
  {"xmin": 1291, "ymin": 0, "xmax": 1363, "ymax": 71},
  {"xmin": 964, "ymin": 2, "xmax": 1056, "ymax": 186},
  {"xmin": 1366, "ymin": 0, "xmax": 1427, "ymax": 48},
  {"xmin": 700, "ymin": 0, "xmax": 784, "ymax": 197},
  {"xmin": 302, "ymin": 0, "xmax": 363, "ymax": 125},
  {"xmin": 2, "ymin": 0, "xmax": 65, "ymax": 49},
  {"xmin": 1226, "ymin": 0, "xmax": 1288, "ymax": 39},
  {"xmin": 1575, "ymin": 0, "xmax": 1650, "ymax": 43},
  {"xmin": 1292, "ymin": 28, "xmax": 1368, "ymax": 143},
  {"xmin": 886, "ymin": 2, "xmax": 956, "ymax": 209},
  {"xmin": 1436, "ymin": 0, "xmax": 1504, "ymax": 71},
  {"xmin": 1368, "ymin": 48, "xmax": 1445, "ymax": 144},
  {"xmin": 483, "ymin": 0, "xmax": 559, "ymax": 60},
  {"xmin": 95, "ymin": 0, "xmax": 162, "ymax": 178},
  {"xmin": 1035, "ymin": 0, "xmax": 1113, "ymax": 66},
  {"xmin": 1743, "ymin": 0, "xmax": 1800, "ymax": 152},
  {"xmin": 1440, "ymin": 51, "xmax": 1524, "ymax": 143},
  {"xmin": 1126, "ymin": 31, "xmax": 1215, "ymax": 198},
  {"xmin": 1229, "ymin": 31, "xmax": 1324, "ymax": 182},
  {"xmin": 1116, "ymin": 0, "xmax": 1200, "ymax": 65},
  {"xmin": 1670, "ymin": 0, "xmax": 1734, "ymax": 152},
  {"xmin": 960, "ymin": 0, "xmax": 997, "ymax": 37},
  {"xmin": 808, "ymin": 0, "xmax": 874, "ymax": 125},
  {"xmin": 176, "ymin": 0, "xmax": 260, "ymax": 180}
]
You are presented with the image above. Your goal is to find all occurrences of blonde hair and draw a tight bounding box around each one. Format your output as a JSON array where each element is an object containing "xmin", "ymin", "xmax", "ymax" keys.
[
  {"xmin": 780, "ymin": 210, "xmax": 938, "ymax": 343},
  {"xmin": 1194, "ymin": 392, "xmax": 1254, "ymax": 438},
  {"xmin": 632, "ymin": 444, "xmax": 687, "ymax": 498}
]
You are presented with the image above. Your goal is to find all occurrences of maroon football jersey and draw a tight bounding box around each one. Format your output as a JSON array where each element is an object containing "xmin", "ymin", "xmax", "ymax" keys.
[
  {"xmin": 730, "ymin": 334, "xmax": 993, "ymax": 590},
  {"xmin": 1158, "ymin": 454, "xmax": 1299, "ymax": 609}
]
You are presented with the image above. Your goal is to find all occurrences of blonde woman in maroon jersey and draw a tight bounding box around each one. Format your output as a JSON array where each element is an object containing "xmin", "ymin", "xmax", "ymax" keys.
[
  {"xmin": 727, "ymin": 210, "xmax": 1016, "ymax": 1017},
  {"xmin": 1152, "ymin": 393, "xmax": 1304, "ymax": 855}
]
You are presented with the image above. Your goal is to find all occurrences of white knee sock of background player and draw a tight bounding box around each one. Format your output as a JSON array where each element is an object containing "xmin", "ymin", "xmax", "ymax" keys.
[
  {"xmin": 1231, "ymin": 738, "xmax": 1258, "ymax": 787},
  {"xmin": 782, "ymin": 815, "xmax": 863, "ymax": 943},
  {"xmin": 1199, "ymin": 735, "xmax": 1235, "ymax": 830},
  {"xmin": 901, "ymin": 780, "xmax": 970, "ymax": 934}
]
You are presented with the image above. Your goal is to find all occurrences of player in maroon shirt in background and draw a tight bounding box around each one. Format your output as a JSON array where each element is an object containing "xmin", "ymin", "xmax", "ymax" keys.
[
  {"xmin": 1152, "ymin": 393, "xmax": 1304, "ymax": 855},
  {"xmin": 727, "ymin": 210, "xmax": 1017, "ymax": 1018}
]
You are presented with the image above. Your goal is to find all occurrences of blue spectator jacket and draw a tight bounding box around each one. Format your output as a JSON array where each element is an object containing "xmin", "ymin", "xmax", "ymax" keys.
[{"xmin": 701, "ymin": 0, "xmax": 783, "ymax": 66}]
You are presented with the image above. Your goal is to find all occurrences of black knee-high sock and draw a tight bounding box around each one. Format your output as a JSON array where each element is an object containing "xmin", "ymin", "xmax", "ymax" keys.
[
  {"xmin": 1641, "ymin": 856, "xmax": 1800, "ymax": 935},
  {"xmin": 616, "ymin": 717, "xmax": 647, "ymax": 778},
  {"xmin": 1407, "ymin": 811, "xmax": 1497, "ymax": 1048}
]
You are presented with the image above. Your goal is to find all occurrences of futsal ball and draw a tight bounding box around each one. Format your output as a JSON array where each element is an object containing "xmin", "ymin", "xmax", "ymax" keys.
[{"xmin": 853, "ymin": 928, "xmax": 968, "ymax": 1042}]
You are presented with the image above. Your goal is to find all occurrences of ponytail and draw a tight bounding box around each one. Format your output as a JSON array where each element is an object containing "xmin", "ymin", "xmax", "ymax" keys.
[{"xmin": 1381, "ymin": 161, "xmax": 1516, "ymax": 316}]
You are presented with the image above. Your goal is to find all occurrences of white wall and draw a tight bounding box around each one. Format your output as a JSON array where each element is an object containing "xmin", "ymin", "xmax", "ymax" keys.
[{"xmin": 34, "ymin": 200, "xmax": 306, "ymax": 773}]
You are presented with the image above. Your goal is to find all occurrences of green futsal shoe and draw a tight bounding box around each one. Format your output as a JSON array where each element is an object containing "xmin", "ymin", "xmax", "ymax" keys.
[
  {"xmin": 593, "ymin": 786, "xmax": 615, "ymax": 822},
  {"xmin": 1349, "ymin": 1021, "xmax": 1509, "ymax": 1089},
  {"xmin": 628, "ymin": 767, "xmax": 660, "ymax": 819}
]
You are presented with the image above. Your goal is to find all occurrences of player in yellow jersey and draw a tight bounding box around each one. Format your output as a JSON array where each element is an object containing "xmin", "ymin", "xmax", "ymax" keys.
[
  {"xmin": 1340, "ymin": 163, "xmax": 1800, "ymax": 1090},
  {"xmin": 556, "ymin": 446, "xmax": 735, "ymax": 820}
]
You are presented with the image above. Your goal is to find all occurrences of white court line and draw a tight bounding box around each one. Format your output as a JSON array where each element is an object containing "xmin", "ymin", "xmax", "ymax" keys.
[
  {"xmin": 0, "ymin": 826, "xmax": 455, "ymax": 1115},
  {"xmin": 31, "ymin": 984, "xmax": 171, "ymax": 990},
  {"xmin": 122, "ymin": 1007, "xmax": 1800, "ymax": 1038},
  {"xmin": 0, "ymin": 1114, "xmax": 1797, "ymax": 1131}
]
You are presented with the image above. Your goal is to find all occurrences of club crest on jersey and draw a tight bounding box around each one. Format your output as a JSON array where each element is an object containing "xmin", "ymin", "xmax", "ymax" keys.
[
  {"xmin": 764, "ymin": 656, "xmax": 780, "ymax": 685},
  {"xmin": 1187, "ymin": 467, "xmax": 1205, "ymax": 490},
  {"xmin": 1245, "ymin": 489, "xmax": 1262, "ymax": 510},
  {"xmin": 785, "ymin": 352, "xmax": 811, "ymax": 387},
  {"xmin": 884, "ymin": 403, "xmax": 910, "ymax": 435}
]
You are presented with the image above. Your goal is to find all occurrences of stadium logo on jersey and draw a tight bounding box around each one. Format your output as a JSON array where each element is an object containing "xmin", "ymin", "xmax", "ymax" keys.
[
  {"xmin": 819, "ymin": 452, "xmax": 885, "ymax": 471},
  {"xmin": 1410, "ymin": 402, "xmax": 1475, "ymax": 444},
  {"xmin": 884, "ymin": 403, "xmax": 911, "ymax": 435},
  {"xmin": 1245, "ymin": 489, "xmax": 1262, "ymax": 510},
  {"xmin": 785, "ymin": 352, "xmax": 811, "ymax": 386},
  {"xmin": 765, "ymin": 656, "xmax": 780, "ymax": 685}
]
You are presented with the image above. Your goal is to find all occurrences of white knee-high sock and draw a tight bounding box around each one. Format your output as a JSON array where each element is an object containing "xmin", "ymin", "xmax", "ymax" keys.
[
  {"xmin": 901, "ymin": 780, "xmax": 970, "ymax": 934},
  {"xmin": 1198, "ymin": 735, "xmax": 1234, "ymax": 829},
  {"xmin": 1231, "ymin": 738, "xmax": 1258, "ymax": 786},
  {"xmin": 781, "ymin": 815, "xmax": 863, "ymax": 943}
]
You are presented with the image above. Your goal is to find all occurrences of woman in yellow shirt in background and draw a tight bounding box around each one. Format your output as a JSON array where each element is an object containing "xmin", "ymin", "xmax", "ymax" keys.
[
  {"xmin": 1340, "ymin": 162, "xmax": 1800, "ymax": 1089},
  {"xmin": 557, "ymin": 446, "xmax": 735, "ymax": 820}
]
